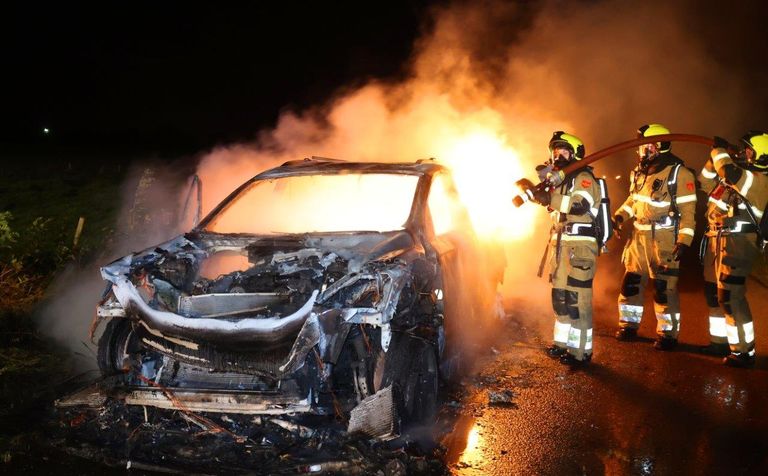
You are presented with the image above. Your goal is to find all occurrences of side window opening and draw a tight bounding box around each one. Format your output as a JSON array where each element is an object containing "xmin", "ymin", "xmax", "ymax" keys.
[{"xmin": 427, "ymin": 173, "xmax": 466, "ymax": 236}]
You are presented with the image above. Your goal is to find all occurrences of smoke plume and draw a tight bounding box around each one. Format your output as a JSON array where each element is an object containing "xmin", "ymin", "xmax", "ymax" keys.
[
  {"xmin": 36, "ymin": 161, "xmax": 194, "ymax": 367},
  {"xmin": 39, "ymin": 0, "xmax": 768, "ymax": 357},
  {"xmin": 194, "ymin": 0, "xmax": 767, "ymax": 340}
]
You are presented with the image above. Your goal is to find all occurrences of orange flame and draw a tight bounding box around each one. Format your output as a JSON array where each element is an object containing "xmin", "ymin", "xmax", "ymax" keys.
[
  {"xmin": 205, "ymin": 174, "xmax": 420, "ymax": 235},
  {"xmin": 436, "ymin": 130, "xmax": 537, "ymax": 241},
  {"xmin": 195, "ymin": 129, "xmax": 540, "ymax": 245}
]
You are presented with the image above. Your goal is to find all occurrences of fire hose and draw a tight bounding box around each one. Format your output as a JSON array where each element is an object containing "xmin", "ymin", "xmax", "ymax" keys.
[{"xmin": 513, "ymin": 133, "xmax": 720, "ymax": 207}]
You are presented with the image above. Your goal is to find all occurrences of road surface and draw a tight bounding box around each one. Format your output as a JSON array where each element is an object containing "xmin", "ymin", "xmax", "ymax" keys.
[{"xmin": 443, "ymin": 249, "xmax": 768, "ymax": 475}]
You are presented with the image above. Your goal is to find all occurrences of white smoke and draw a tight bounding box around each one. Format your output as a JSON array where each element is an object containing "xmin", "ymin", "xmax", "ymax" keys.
[{"xmin": 35, "ymin": 161, "xmax": 194, "ymax": 367}]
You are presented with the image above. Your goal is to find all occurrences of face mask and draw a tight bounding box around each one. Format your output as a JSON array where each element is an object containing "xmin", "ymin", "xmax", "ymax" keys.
[
  {"xmin": 745, "ymin": 148, "xmax": 755, "ymax": 164},
  {"xmin": 549, "ymin": 149, "xmax": 572, "ymax": 169},
  {"xmin": 554, "ymin": 154, "xmax": 568, "ymax": 168},
  {"xmin": 638, "ymin": 144, "xmax": 658, "ymax": 167},
  {"xmin": 734, "ymin": 149, "xmax": 749, "ymax": 167}
]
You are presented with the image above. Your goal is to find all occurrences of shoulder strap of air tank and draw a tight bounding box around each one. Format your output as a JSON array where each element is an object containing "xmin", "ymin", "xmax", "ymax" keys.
[
  {"xmin": 667, "ymin": 163, "xmax": 682, "ymax": 239},
  {"xmin": 588, "ymin": 169, "xmax": 612, "ymax": 250},
  {"xmin": 667, "ymin": 163, "xmax": 682, "ymax": 199}
]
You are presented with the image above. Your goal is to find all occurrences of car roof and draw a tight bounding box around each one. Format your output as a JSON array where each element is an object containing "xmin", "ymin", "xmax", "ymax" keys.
[
  {"xmin": 196, "ymin": 157, "xmax": 452, "ymax": 231},
  {"xmin": 253, "ymin": 157, "xmax": 449, "ymax": 179}
]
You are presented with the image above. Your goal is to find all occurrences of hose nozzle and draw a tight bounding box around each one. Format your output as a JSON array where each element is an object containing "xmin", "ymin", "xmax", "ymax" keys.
[{"xmin": 512, "ymin": 178, "xmax": 537, "ymax": 207}]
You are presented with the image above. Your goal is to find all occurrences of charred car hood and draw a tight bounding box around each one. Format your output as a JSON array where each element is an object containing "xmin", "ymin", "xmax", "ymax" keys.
[
  {"xmin": 99, "ymin": 231, "xmax": 420, "ymax": 368},
  {"xmin": 101, "ymin": 230, "xmax": 415, "ymax": 279}
]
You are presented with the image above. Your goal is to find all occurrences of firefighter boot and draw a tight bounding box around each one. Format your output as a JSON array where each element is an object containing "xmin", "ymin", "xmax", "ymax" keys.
[
  {"xmin": 723, "ymin": 353, "xmax": 755, "ymax": 368},
  {"xmin": 546, "ymin": 345, "xmax": 566, "ymax": 358},
  {"xmin": 615, "ymin": 327, "xmax": 638, "ymax": 341},
  {"xmin": 653, "ymin": 336, "xmax": 678, "ymax": 351},
  {"xmin": 560, "ymin": 352, "xmax": 591, "ymax": 368}
]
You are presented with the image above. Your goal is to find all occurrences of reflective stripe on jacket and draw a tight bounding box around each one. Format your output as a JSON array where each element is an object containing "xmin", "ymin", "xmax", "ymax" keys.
[
  {"xmin": 549, "ymin": 169, "xmax": 601, "ymax": 241},
  {"xmin": 711, "ymin": 147, "xmax": 768, "ymax": 224},
  {"xmin": 615, "ymin": 158, "xmax": 697, "ymax": 246}
]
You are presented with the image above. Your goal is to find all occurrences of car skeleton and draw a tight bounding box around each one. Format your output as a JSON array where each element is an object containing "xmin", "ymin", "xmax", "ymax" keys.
[{"xmin": 90, "ymin": 157, "xmax": 501, "ymax": 437}]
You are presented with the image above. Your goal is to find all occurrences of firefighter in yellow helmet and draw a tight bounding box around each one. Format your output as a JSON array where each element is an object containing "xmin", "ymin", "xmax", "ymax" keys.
[
  {"xmin": 527, "ymin": 132, "xmax": 604, "ymax": 367},
  {"xmin": 699, "ymin": 132, "xmax": 768, "ymax": 367},
  {"xmin": 612, "ymin": 124, "xmax": 697, "ymax": 350}
]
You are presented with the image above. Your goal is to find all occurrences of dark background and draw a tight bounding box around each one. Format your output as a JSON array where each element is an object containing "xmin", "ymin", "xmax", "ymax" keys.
[
  {"xmin": 3, "ymin": 0, "xmax": 768, "ymax": 159},
  {"xmin": 2, "ymin": 2, "xmax": 435, "ymax": 157}
]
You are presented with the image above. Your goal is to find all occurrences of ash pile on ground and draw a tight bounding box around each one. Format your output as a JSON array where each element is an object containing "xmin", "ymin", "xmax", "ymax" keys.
[
  {"xmin": 34, "ymin": 396, "xmax": 447, "ymax": 475},
  {"xmin": 3, "ymin": 320, "xmax": 529, "ymax": 475}
]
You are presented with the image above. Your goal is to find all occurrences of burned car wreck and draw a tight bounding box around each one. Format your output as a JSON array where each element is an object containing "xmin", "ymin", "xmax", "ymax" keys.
[{"xmin": 88, "ymin": 158, "xmax": 502, "ymax": 439}]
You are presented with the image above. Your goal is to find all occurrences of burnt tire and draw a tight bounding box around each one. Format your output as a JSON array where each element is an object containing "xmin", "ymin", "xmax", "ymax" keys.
[
  {"xmin": 97, "ymin": 318, "xmax": 138, "ymax": 376},
  {"xmin": 379, "ymin": 333, "xmax": 438, "ymax": 425}
]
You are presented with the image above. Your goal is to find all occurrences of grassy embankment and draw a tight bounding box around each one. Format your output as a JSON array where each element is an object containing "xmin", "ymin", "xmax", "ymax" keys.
[{"xmin": 0, "ymin": 153, "xmax": 126, "ymax": 426}]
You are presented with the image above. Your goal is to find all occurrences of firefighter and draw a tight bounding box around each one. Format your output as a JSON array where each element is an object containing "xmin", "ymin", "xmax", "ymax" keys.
[
  {"xmin": 528, "ymin": 131, "xmax": 603, "ymax": 367},
  {"xmin": 698, "ymin": 137, "xmax": 751, "ymax": 358},
  {"xmin": 701, "ymin": 132, "xmax": 768, "ymax": 367},
  {"xmin": 612, "ymin": 124, "xmax": 697, "ymax": 350}
]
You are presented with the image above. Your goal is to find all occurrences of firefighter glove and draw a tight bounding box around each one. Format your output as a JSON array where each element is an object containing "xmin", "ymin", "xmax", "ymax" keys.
[
  {"xmin": 672, "ymin": 242, "xmax": 689, "ymax": 262},
  {"xmin": 713, "ymin": 136, "xmax": 731, "ymax": 150},
  {"xmin": 611, "ymin": 215, "xmax": 624, "ymax": 239},
  {"xmin": 546, "ymin": 169, "xmax": 566, "ymax": 187},
  {"xmin": 536, "ymin": 163, "xmax": 552, "ymax": 182}
]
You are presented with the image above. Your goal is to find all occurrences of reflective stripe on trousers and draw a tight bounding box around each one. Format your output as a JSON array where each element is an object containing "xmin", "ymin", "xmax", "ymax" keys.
[
  {"xmin": 566, "ymin": 327, "xmax": 593, "ymax": 352},
  {"xmin": 655, "ymin": 312, "xmax": 679, "ymax": 332},
  {"xmin": 619, "ymin": 304, "xmax": 643, "ymax": 323},
  {"xmin": 554, "ymin": 321, "xmax": 570, "ymax": 345},
  {"xmin": 727, "ymin": 321, "xmax": 755, "ymax": 345},
  {"xmin": 709, "ymin": 316, "xmax": 727, "ymax": 338}
]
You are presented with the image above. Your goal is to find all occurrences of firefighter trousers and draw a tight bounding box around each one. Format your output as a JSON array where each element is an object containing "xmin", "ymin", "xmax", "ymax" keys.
[
  {"xmin": 703, "ymin": 232, "xmax": 760, "ymax": 355},
  {"xmin": 548, "ymin": 237, "xmax": 597, "ymax": 361},
  {"xmin": 618, "ymin": 228, "xmax": 681, "ymax": 338},
  {"xmin": 702, "ymin": 236, "xmax": 727, "ymax": 345}
]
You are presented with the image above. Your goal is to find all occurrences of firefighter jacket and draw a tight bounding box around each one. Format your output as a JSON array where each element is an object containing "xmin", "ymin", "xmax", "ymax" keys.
[
  {"xmin": 710, "ymin": 147, "xmax": 768, "ymax": 230},
  {"xmin": 548, "ymin": 168, "xmax": 602, "ymax": 243},
  {"xmin": 699, "ymin": 165, "xmax": 753, "ymax": 233},
  {"xmin": 614, "ymin": 153, "xmax": 697, "ymax": 246}
]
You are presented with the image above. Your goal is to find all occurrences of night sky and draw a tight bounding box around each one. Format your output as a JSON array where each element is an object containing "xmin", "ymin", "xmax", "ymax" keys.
[
  {"xmin": 4, "ymin": 1, "xmax": 768, "ymax": 158},
  {"xmin": 3, "ymin": 2, "xmax": 433, "ymax": 155}
]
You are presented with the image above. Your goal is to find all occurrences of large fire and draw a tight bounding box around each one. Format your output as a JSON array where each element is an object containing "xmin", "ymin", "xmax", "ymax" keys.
[
  {"xmin": 435, "ymin": 130, "xmax": 537, "ymax": 241},
  {"xmin": 194, "ymin": 86, "xmax": 550, "ymax": 251},
  {"xmin": 194, "ymin": 128, "xmax": 540, "ymax": 245},
  {"xmin": 204, "ymin": 174, "xmax": 422, "ymax": 235}
]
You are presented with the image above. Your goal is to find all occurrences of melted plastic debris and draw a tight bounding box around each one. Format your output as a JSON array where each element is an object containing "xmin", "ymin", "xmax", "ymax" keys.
[{"xmin": 52, "ymin": 398, "xmax": 448, "ymax": 475}]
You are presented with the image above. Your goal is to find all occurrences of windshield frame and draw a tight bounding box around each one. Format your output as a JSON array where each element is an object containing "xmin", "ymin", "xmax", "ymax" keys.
[{"xmin": 196, "ymin": 168, "xmax": 428, "ymax": 236}]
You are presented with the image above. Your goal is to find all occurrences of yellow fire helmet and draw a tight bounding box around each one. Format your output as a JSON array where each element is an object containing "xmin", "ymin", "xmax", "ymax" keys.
[
  {"xmin": 741, "ymin": 131, "xmax": 768, "ymax": 170},
  {"xmin": 548, "ymin": 131, "xmax": 585, "ymax": 160},
  {"xmin": 637, "ymin": 123, "xmax": 671, "ymax": 153}
]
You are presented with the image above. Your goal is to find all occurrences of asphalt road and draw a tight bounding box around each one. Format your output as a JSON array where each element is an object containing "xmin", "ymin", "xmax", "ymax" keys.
[{"xmin": 442, "ymin": 248, "xmax": 768, "ymax": 475}]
